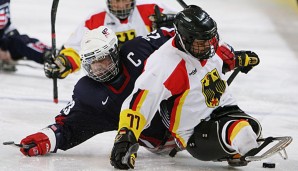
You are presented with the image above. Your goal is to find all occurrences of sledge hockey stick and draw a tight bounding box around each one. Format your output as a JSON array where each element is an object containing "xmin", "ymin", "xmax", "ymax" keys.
[
  {"xmin": 227, "ymin": 68, "xmax": 240, "ymax": 86},
  {"xmin": 3, "ymin": 141, "xmax": 36, "ymax": 149},
  {"xmin": 227, "ymin": 54, "xmax": 260, "ymax": 86},
  {"xmin": 176, "ymin": 0, "xmax": 188, "ymax": 8},
  {"xmin": 51, "ymin": 0, "xmax": 60, "ymax": 103}
]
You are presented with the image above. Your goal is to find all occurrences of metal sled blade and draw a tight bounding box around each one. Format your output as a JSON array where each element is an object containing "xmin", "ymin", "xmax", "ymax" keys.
[{"xmin": 244, "ymin": 136, "xmax": 292, "ymax": 161}]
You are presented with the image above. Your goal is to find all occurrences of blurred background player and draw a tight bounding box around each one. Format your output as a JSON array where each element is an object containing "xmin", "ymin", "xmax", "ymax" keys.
[
  {"xmin": 0, "ymin": 0, "xmax": 51, "ymax": 72},
  {"xmin": 44, "ymin": 0, "xmax": 177, "ymax": 79}
]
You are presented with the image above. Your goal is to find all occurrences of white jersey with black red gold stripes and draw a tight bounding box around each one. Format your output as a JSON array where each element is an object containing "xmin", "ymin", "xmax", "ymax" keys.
[{"xmin": 119, "ymin": 36, "xmax": 237, "ymax": 148}]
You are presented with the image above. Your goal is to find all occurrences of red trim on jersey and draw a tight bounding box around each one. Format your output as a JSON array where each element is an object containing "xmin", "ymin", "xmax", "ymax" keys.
[
  {"xmin": 200, "ymin": 60, "xmax": 207, "ymax": 67},
  {"xmin": 163, "ymin": 60, "xmax": 189, "ymax": 95},
  {"xmin": 107, "ymin": 65, "xmax": 131, "ymax": 94},
  {"xmin": 120, "ymin": 18, "xmax": 128, "ymax": 24},
  {"xmin": 131, "ymin": 90, "xmax": 145, "ymax": 111},
  {"xmin": 85, "ymin": 11, "xmax": 106, "ymax": 30},
  {"xmin": 168, "ymin": 94, "xmax": 184, "ymax": 132},
  {"xmin": 142, "ymin": 59, "xmax": 147, "ymax": 73},
  {"xmin": 172, "ymin": 37, "xmax": 177, "ymax": 47},
  {"xmin": 136, "ymin": 4, "xmax": 164, "ymax": 32},
  {"xmin": 55, "ymin": 115, "xmax": 65, "ymax": 126},
  {"xmin": 139, "ymin": 134, "xmax": 162, "ymax": 147},
  {"xmin": 227, "ymin": 119, "xmax": 246, "ymax": 145},
  {"xmin": 163, "ymin": 60, "xmax": 189, "ymax": 135},
  {"xmin": 161, "ymin": 29, "xmax": 175, "ymax": 38}
]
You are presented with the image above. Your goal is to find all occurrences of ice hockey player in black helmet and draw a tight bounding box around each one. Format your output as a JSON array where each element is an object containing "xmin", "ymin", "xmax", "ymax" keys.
[
  {"xmin": 110, "ymin": 4, "xmax": 291, "ymax": 169},
  {"xmin": 174, "ymin": 5, "xmax": 219, "ymax": 60},
  {"xmin": 173, "ymin": 6, "xmax": 291, "ymax": 167}
]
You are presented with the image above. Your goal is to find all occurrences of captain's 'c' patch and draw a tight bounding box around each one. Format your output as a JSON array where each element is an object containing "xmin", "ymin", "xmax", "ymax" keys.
[{"xmin": 201, "ymin": 69, "xmax": 226, "ymax": 108}]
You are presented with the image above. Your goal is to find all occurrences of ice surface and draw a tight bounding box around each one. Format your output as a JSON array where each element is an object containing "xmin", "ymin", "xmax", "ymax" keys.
[{"xmin": 1, "ymin": 0, "xmax": 298, "ymax": 170}]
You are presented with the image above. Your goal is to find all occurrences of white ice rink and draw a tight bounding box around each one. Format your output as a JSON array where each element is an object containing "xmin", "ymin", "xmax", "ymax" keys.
[{"xmin": 1, "ymin": 0, "xmax": 298, "ymax": 170}]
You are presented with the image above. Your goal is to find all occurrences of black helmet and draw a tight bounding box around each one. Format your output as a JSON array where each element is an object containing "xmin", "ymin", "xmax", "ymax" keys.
[
  {"xmin": 107, "ymin": 0, "xmax": 135, "ymax": 20},
  {"xmin": 174, "ymin": 5, "xmax": 219, "ymax": 60}
]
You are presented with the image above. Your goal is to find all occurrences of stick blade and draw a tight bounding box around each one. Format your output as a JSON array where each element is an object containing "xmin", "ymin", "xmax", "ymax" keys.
[{"xmin": 3, "ymin": 141, "xmax": 15, "ymax": 145}]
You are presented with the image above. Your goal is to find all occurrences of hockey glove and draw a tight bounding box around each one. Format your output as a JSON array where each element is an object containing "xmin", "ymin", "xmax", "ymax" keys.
[
  {"xmin": 44, "ymin": 48, "xmax": 81, "ymax": 79},
  {"xmin": 149, "ymin": 5, "xmax": 176, "ymax": 30},
  {"xmin": 110, "ymin": 127, "xmax": 139, "ymax": 170},
  {"xmin": 20, "ymin": 132, "xmax": 51, "ymax": 156},
  {"xmin": 234, "ymin": 51, "xmax": 260, "ymax": 74}
]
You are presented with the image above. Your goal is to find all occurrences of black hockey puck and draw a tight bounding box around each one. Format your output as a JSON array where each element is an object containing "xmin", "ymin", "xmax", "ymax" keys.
[{"xmin": 263, "ymin": 162, "xmax": 276, "ymax": 168}]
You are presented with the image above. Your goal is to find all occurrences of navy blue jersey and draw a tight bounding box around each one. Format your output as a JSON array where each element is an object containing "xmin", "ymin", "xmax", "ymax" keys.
[
  {"xmin": 53, "ymin": 28, "xmax": 175, "ymax": 151},
  {"xmin": 0, "ymin": 0, "xmax": 50, "ymax": 64},
  {"xmin": 1, "ymin": 30, "xmax": 51, "ymax": 63}
]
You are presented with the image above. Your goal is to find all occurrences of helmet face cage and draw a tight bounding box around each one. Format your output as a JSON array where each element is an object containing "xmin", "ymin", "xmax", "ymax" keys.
[
  {"xmin": 177, "ymin": 30, "xmax": 219, "ymax": 60},
  {"xmin": 107, "ymin": 0, "xmax": 135, "ymax": 20},
  {"xmin": 174, "ymin": 5, "xmax": 219, "ymax": 60},
  {"xmin": 82, "ymin": 44, "xmax": 120, "ymax": 82}
]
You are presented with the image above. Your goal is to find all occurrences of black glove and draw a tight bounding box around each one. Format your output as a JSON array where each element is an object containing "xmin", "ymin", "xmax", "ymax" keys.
[
  {"xmin": 43, "ymin": 50, "xmax": 72, "ymax": 79},
  {"xmin": 110, "ymin": 127, "xmax": 139, "ymax": 170},
  {"xmin": 234, "ymin": 51, "xmax": 260, "ymax": 74},
  {"xmin": 149, "ymin": 5, "xmax": 176, "ymax": 30}
]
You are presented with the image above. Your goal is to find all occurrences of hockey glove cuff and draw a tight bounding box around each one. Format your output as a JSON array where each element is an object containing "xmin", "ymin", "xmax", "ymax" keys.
[{"xmin": 118, "ymin": 109, "xmax": 146, "ymax": 140}]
